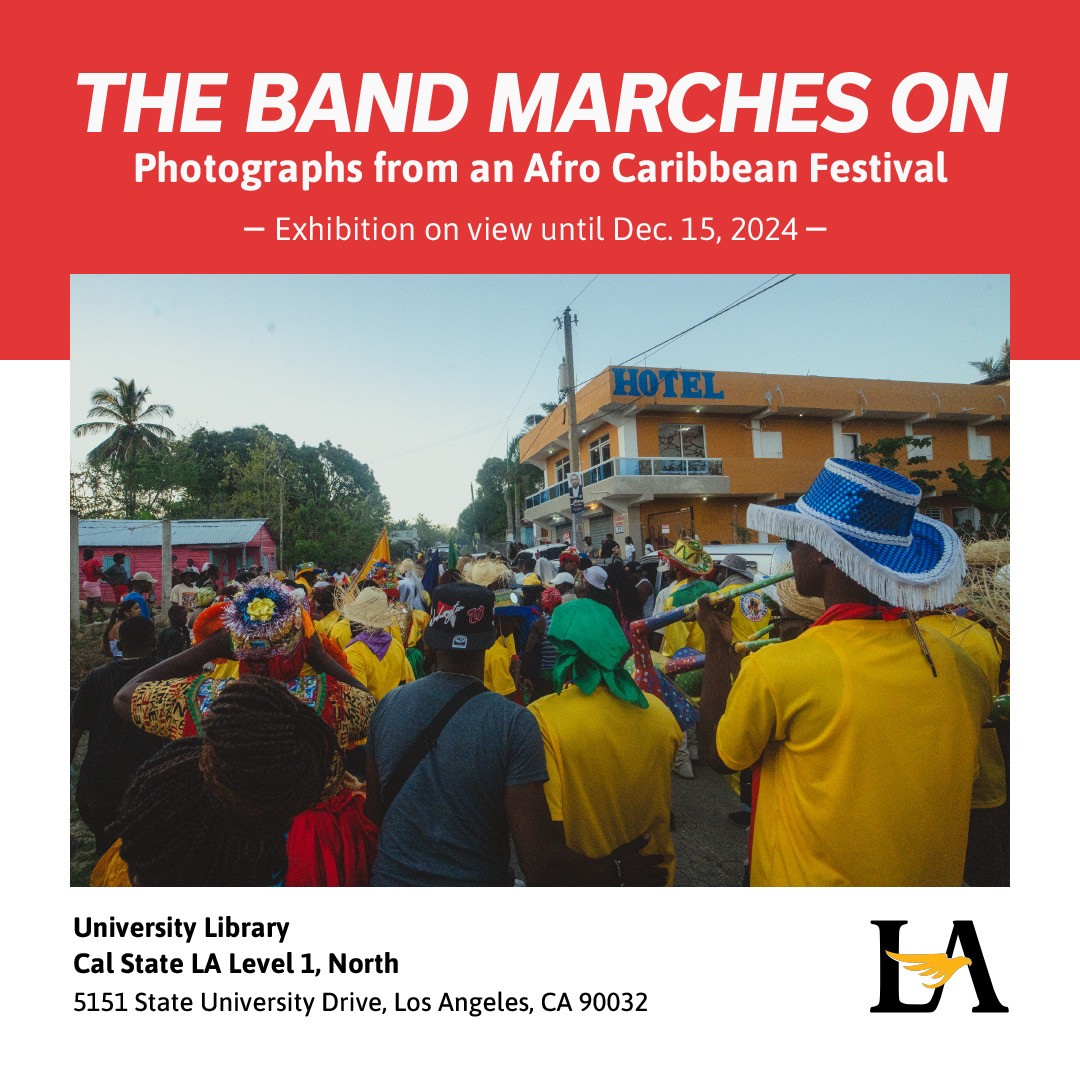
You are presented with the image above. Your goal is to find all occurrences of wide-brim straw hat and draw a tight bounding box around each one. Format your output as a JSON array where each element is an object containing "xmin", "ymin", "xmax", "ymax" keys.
[
  {"xmin": 963, "ymin": 538, "xmax": 1009, "ymax": 568},
  {"xmin": 747, "ymin": 458, "xmax": 964, "ymax": 610},
  {"xmin": 774, "ymin": 564, "xmax": 826, "ymax": 622},
  {"xmin": 661, "ymin": 537, "xmax": 713, "ymax": 577},
  {"xmin": 340, "ymin": 587, "xmax": 394, "ymax": 630},
  {"xmin": 954, "ymin": 538, "xmax": 1009, "ymax": 636},
  {"xmin": 467, "ymin": 557, "xmax": 514, "ymax": 590}
]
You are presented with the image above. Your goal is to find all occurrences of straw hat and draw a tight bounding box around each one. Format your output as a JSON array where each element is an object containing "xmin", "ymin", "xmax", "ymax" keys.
[
  {"xmin": 340, "ymin": 587, "xmax": 394, "ymax": 630},
  {"xmin": 774, "ymin": 564, "xmax": 827, "ymax": 622},
  {"xmin": 661, "ymin": 537, "xmax": 713, "ymax": 577},
  {"xmin": 467, "ymin": 557, "xmax": 514, "ymax": 590},
  {"xmin": 953, "ymin": 538, "xmax": 1009, "ymax": 636},
  {"xmin": 963, "ymin": 538, "xmax": 1009, "ymax": 568}
]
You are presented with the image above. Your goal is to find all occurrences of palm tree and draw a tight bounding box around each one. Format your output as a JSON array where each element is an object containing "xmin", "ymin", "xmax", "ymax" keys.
[
  {"xmin": 74, "ymin": 378, "xmax": 175, "ymax": 517},
  {"xmin": 504, "ymin": 427, "xmax": 547, "ymax": 540},
  {"xmin": 969, "ymin": 338, "xmax": 1010, "ymax": 381}
]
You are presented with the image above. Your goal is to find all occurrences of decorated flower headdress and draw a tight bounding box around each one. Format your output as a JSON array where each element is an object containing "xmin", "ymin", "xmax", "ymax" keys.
[{"xmin": 222, "ymin": 576, "xmax": 305, "ymax": 663}]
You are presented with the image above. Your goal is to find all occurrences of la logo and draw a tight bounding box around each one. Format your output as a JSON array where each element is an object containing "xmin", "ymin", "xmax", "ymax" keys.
[{"xmin": 870, "ymin": 920, "xmax": 1008, "ymax": 1013}]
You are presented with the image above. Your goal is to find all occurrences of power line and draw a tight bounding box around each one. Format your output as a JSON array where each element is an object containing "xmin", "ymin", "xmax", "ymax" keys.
[
  {"xmin": 374, "ymin": 274, "xmax": 795, "ymax": 465},
  {"xmin": 481, "ymin": 323, "xmax": 560, "ymax": 462},
  {"xmin": 480, "ymin": 275, "xmax": 599, "ymax": 462},
  {"xmin": 565, "ymin": 274, "xmax": 599, "ymax": 309},
  {"xmin": 612, "ymin": 274, "xmax": 794, "ymax": 372}
]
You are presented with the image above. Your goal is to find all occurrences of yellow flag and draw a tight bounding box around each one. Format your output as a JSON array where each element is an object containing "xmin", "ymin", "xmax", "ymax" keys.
[{"xmin": 358, "ymin": 528, "xmax": 391, "ymax": 581}]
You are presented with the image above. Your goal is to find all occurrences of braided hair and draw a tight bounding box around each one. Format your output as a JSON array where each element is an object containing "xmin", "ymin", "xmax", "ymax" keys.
[{"xmin": 112, "ymin": 676, "xmax": 342, "ymax": 886}]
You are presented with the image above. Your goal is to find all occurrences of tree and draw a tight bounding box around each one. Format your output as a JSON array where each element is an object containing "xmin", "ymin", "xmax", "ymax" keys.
[
  {"xmin": 524, "ymin": 397, "xmax": 562, "ymax": 429},
  {"xmin": 945, "ymin": 458, "xmax": 1009, "ymax": 536},
  {"xmin": 73, "ymin": 378, "xmax": 175, "ymax": 518},
  {"xmin": 71, "ymin": 418, "xmax": 392, "ymax": 570},
  {"xmin": 969, "ymin": 338, "xmax": 1010, "ymax": 381},
  {"xmin": 457, "ymin": 458, "xmax": 510, "ymax": 547},
  {"xmin": 852, "ymin": 436, "xmax": 941, "ymax": 495},
  {"xmin": 503, "ymin": 429, "xmax": 545, "ymax": 542}
]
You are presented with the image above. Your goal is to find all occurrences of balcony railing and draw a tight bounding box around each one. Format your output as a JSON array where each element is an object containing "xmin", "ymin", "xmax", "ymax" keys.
[{"xmin": 525, "ymin": 456, "xmax": 724, "ymax": 509}]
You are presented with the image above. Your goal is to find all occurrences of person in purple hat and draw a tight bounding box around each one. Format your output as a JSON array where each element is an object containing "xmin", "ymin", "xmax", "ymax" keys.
[{"xmin": 696, "ymin": 458, "xmax": 991, "ymax": 887}]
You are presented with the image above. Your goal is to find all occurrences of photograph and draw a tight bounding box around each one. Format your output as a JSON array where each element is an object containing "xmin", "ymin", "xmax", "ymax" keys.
[{"xmin": 68, "ymin": 273, "xmax": 1010, "ymax": 889}]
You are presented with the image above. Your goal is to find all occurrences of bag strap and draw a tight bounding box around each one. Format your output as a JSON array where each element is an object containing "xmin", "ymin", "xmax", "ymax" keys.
[{"xmin": 379, "ymin": 679, "xmax": 486, "ymax": 813}]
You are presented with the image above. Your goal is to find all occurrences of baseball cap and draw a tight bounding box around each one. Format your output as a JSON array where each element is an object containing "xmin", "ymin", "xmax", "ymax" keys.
[
  {"xmin": 424, "ymin": 583, "xmax": 499, "ymax": 652},
  {"xmin": 552, "ymin": 572, "xmax": 576, "ymax": 587},
  {"xmin": 131, "ymin": 571, "xmax": 157, "ymax": 583}
]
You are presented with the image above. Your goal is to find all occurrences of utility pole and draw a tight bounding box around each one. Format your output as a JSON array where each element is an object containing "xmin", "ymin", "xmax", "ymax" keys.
[
  {"xmin": 70, "ymin": 510, "xmax": 81, "ymax": 630},
  {"xmin": 278, "ymin": 460, "xmax": 285, "ymax": 571},
  {"xmin": 160, "ymin": 519, "xmax": 172, "ymax": 617},
  {"xmin": 558, "ymin": 306, "xmax": 581, "ymax": 550}
]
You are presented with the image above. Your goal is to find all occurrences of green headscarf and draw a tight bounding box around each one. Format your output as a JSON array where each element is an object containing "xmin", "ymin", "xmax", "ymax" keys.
[{"xmin": 549, "ymin": 598, "xmax": 647, "ymax": 708}]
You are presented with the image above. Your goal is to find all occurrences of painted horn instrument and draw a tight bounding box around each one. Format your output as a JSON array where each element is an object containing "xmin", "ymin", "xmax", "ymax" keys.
[{"xmin": 633, "ymin": 569, "xmax": 795, "ymax": 635}]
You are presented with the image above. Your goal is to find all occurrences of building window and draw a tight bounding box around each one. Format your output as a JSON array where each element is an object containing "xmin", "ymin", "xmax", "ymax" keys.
[
  {"xmin": 751, "ymin": 420, "xmax": 783, "ymax": 459},
  {"xmin": 967, "ymin": 425, "xmax": 991, "ymax": 461},
  {"xmin": 554, "ymin": 456, "xmax": 571, "ymax": 483},
  {"xmin": 658, "ymin": 423, "xmax": 705, "ymax": 458},
  {"xmin": 923, "ymin": 507, "xmax": 943, "ymax": 521},
  {"xmin": 840, "ymin": 432, "xmax": 860, "ymax": 459},
  {"xmin": 588, "ymin": 433, "xmax": 611, "ymax": 467}
]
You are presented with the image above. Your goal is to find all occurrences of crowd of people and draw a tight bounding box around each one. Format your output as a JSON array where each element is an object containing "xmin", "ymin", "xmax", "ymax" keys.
[{"xmin": 71, "ymin": 456, "xmax": 1009, "ymax": 887}]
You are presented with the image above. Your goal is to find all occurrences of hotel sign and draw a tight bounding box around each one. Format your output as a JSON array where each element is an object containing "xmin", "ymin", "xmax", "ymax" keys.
[{"xmin": 613, "ymin": 367, "xmax": 725, "ymax": 400}]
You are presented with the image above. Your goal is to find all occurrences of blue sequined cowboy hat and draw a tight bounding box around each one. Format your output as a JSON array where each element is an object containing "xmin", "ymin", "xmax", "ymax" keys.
[{"xmin": 746, "ymin": 458, "xmax": 964, "ymax": 610}]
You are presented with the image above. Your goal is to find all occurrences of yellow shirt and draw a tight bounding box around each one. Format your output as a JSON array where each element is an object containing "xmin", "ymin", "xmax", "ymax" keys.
[
  {"xmin": 314, "ymin": 610, "xmax": 353, "ymax": 651},
  {"xmin": 529, "ymin": 685, "xmax": 682, "ymax": 885},
  {"xmin": 661, "ymin": 579, "xmax": 771, "ymax": 657},
  {"xmin": 716, "ymin": 619, "xmax": 989, "ymax": 887},
  {"xmin": 484, "ymin": 634, "xmax": 518, "ymax": 696},
  {"xmin": 919, "ymin": 614, "xmax": 1005, "ymax": 809},
  {"xmin": 343, "ymin": 636, "xmax": 415, "ymax": 702},
  {"xmin": 406, "ymin": 610, "xmax": 429, "ymax": 649}
]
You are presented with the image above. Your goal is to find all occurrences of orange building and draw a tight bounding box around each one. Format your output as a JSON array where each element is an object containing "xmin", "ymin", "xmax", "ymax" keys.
[{"xmin": 519, "ymin": 366, "xmax": 1009, "ymax": 548}]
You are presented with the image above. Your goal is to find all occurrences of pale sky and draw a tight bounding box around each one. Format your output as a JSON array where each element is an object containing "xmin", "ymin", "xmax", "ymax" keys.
[{"xmin": 70, "ymin": 274, "xmax": 1009, "ymax": 524}]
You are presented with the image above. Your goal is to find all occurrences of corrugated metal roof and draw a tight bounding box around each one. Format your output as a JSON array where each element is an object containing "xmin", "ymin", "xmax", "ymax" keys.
[{"xmin": 78, "ymin": 519, "xmax": 270, "ymax": 547}]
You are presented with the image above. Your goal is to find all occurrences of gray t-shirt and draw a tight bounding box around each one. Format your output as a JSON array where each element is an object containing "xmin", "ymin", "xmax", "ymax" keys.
[{"xmin": 369, "ymin": 672, "xmax": 548, "ymax": 886}]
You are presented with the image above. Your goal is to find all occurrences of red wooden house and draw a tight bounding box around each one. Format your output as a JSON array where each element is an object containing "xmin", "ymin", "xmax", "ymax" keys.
[{"xmin": 78, "ymin": 518, "xmax": 278, "ymax": 584}]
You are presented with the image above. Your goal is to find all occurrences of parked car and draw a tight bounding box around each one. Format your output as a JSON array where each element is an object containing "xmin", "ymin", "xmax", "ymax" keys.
[
  {"xmin": 513, "ymin": 543, "xmax": 568, "ymax": 567},
  {"xmin": 703, "ymin": 542, "xmax": 789, "ymax": 581}
]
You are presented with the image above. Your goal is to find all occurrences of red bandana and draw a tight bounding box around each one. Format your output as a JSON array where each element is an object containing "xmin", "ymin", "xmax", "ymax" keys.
[{"xmin": 811, "ymin": 603, "xmax": 904, "ymax": 627}]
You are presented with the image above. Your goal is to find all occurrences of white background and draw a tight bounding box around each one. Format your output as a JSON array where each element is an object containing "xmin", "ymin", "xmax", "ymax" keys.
[{"xmin": 1, "ymin": 356, "xmax": 1069, "ymax": 1075}]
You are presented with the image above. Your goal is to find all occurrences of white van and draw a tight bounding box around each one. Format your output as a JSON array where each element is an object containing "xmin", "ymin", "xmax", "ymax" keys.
[
  {"xmin": 639, "ymin": 541, "xmax": 790, "ymax": 609},
  {"xmin": 703, "ymin": 542, "xmax": 790, "ymax": 581}
]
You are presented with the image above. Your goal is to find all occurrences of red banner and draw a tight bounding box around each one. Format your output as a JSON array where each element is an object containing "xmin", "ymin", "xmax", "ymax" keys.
[{"xmin": 2, "ymin": 2, "xmax": 1076, "ymax": 358}]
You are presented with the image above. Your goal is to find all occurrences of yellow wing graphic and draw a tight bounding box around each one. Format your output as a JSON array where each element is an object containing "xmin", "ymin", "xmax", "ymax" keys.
[{"xmin": 886, "ymin": 952, "xmax": 972, "ymax": 989}]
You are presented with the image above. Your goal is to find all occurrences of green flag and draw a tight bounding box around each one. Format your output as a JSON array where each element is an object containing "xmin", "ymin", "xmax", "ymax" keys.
[{"xmin": 447, "ymin": 538, "xmax": 458, "ymax": 570}]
